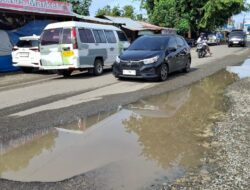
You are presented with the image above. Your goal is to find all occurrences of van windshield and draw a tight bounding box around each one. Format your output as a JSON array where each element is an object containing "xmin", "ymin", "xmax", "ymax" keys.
[{"xmin": 41, "ymin": 28, "xmax": 62, "ymax": 45}]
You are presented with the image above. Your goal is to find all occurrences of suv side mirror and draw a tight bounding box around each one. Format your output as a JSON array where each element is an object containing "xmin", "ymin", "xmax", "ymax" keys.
[{"xmin": 167, "ymin": 47, "xmax": 177, "ymax": 53}]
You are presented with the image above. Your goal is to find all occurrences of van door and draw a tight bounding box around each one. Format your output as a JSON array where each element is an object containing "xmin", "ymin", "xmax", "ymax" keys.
[
  {"xmin": 40, "ymin": 28, "xmax": 63, "ymax": 67},
  {"xmin": 104, "ymin": 30, "xmax": 119, "ymax": 67},
  {"xmin": 77, "ymin": 28, "xmax": 96, "ymax": 68},
  {"xmin": 61, "ymin": 28, "xmax": 76, "ymax": 66}
]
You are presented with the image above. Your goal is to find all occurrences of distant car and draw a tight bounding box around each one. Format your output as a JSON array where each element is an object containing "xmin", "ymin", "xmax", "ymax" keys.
[
  {"xmin": 207, "ymin": 34, "xmax": 220, "ymax": 45},
  {"xmin": 12, "ymin": 35, "xmax": 40, "ymax": 73},
  {"xmin": 113, "ymin": 35, "xmax": 191, "ymax": 81},
  {"xmin": 228, "ymin": 31, "xmax": 247, "ymax": 47}
]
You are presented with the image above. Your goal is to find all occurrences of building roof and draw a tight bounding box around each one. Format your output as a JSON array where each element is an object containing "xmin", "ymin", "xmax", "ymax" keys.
[
  {"xmin": 73, "ymin": 14, "xmax": 113, "ymax": 24},
  {"xmin": 98, "ymin": 15, "xmax": 166, "ymax": 31}
]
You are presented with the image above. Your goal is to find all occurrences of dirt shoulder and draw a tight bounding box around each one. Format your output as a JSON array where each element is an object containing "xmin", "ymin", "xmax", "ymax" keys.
[{"xmin": 168, "ymin": 77, "xmax": 250, "ymax": 190}]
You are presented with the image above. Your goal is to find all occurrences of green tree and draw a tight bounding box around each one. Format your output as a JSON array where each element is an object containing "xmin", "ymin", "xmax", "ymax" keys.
[
  {"xmin": 140, "ymin": 0, "xmax": 248, "ymax": 36},
  {"xmin": 123, "ymin": 5, "xmax": 135, "ymax": 19},
  {"xmin": 96, "ymin": 5, "xmax": 112, "ymax": 16},
  {"xmin": 58, "ymin": 0, "xmax": 92, "ymax": 16}
]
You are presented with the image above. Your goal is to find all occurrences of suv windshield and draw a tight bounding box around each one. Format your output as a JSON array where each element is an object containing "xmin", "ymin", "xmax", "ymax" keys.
[
  {"xmin": 128, "ymin": 36, "xmax": 169, "ymax": 51},
  {"xmin": 16, "ymin": 40, "xmax": 39, "ymax": 48},
  {"xmin": 229, "ymin": 31, "xmax": 245, "ymax": 37}
]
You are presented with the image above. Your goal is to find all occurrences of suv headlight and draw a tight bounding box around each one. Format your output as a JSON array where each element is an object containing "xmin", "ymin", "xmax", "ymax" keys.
[
  {"xmin": 143, "ymin": 56, "xmax": 159, "ymax": 64},
  {"xmin": 116, "ymin": 56, "xmax": 120, "ymax": 63}
]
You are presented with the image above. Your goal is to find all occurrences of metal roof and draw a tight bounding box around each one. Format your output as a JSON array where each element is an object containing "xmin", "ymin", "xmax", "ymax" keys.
[
  {"xmin": 99, "ymin": 15, "xmax": 164, "ymax": 31},
  {"xmin": 74, "ymin": 14, "xmax": 113, "ymax": 24}
]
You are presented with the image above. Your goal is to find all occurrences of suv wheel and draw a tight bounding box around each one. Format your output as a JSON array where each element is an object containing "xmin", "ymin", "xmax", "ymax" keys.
[
  {"xmin": 183, "ymin": 59, "xmax": 191, "ymax": 73},
  {"xmin": 93, "ymin": 59, "xmax": 103, "ymax": 76},
  {"xmin": 21, "ymin": 67, "xmax": 33, "ymax": 73}
]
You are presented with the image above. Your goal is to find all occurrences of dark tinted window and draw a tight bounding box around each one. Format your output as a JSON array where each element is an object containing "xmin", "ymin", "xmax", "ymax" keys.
[
  {"xmin": 17, "ymin": 40, "xmax": 39, "ymax": 47},
  {"xmin": 62, "ymin": 28, "xmax": 71, "ymax": 44},
  {"xmin": 104, "ymin": 30, "xmax": 117, "ymax": 43},
  {"xmin": 167, "ymin": 37, "xmax": 177, "ymax": 49},
  {"xmin": 79, "ymin": 28, "xmax": 95, "ymax": 43},
  {"xmin": 128, "ymin": 36, "xmax": 169, "ymax": 51},
  {"xmin": 229, "ymin": 31, "xmax": 245, "ymax": 37},
  {"xmin": 41, "ymin": 28, "xmax": 62, "ymax": 45},
  {"xmin": 176, "ymin": 37, "xmax": 185, "ymax": 47},
  {"xmin": 93, "ymin": 30, "xmax": 106, "ymax": 43},
  {"xmin": 117, "ymin": 31, "xmax": 128, "ymax": 41}
]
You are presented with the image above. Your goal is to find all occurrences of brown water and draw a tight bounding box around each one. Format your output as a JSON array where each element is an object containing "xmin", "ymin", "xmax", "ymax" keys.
[{"xmin": 0, "ymin": 70, "xmax": 237, "ymax": 189}]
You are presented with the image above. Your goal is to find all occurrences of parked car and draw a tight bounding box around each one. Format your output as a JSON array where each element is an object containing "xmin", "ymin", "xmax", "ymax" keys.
[
  {"xmin": 40, "ymin": 21, "xmax": 130, "ymax": 77},
  {"xmin": 207, "ymin": 34, "xmax": 220, "ymax": 45},
  {"xmin": 228, "ymin": 30, "xmax": 247, "ymax": 47},
  {"xmin": 12, "ymin": 35, "xmax": 40, "ymax": 73},
  {"xmin": 113, "ymin": 35, "xmax": 191, "ymax": 81}
]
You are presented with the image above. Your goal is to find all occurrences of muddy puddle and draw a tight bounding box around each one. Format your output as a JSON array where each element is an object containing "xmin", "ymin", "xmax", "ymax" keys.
[{"xmin": 0, "ymin": 70, "xmax": 238, "ymax": 189}]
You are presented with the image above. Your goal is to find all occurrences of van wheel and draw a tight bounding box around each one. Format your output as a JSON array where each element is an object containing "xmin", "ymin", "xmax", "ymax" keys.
[
  {"xmin": 93, "ymin": 59, "xmax": 103, "ymax": 76},
  {"xmin": 57, "ymin": 70, "xmax": 72, "ymax": 77}
]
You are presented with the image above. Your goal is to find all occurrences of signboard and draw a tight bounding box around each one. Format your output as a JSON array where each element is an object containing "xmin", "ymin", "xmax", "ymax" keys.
[{"xmin": 0, "ymin": 0, "xmax": 73, "ymax": 16}]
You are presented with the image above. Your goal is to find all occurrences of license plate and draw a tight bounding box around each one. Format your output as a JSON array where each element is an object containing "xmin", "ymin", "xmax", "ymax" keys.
[
  {"xmin": 123, "ymin": 70, "xmax": 136, "ymax": 75},
  {"xmin": 62, "ymin": 51, "xmax": 74, "ymax": 57},
  {"xmin": 19, "ymin": 52, "xmax": 29, "ymax": 57},
  {"xmin": 233, "ymin": 41, "xmax": 239, "ymax": 44}
]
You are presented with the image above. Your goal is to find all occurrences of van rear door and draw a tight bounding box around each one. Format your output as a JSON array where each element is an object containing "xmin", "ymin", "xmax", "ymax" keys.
[{"xmin": 40, "ymin": 28, "xmax": 63, "ymax": 67}]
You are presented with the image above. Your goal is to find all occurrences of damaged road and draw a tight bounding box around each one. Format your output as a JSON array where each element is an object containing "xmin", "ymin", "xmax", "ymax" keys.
[{"xmin": 0, "ymin": 45, "xmax": 250, "ymax": 189}]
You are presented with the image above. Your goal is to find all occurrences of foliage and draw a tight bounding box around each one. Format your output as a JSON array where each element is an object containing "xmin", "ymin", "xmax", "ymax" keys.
[
  {"xmin": 57, "ymin": 0, "xmax": 92, "ymax": 16},
  {"xmin": 96, "ymin": 4, "xmax": 140, "ymax": 19},
  {"xmin": 140, "ymin": 0, "xmax": 249, "ymax": 35}
]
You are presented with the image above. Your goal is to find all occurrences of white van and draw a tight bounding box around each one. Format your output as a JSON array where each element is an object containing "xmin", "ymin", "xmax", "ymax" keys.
[{"xmin": 40, "ymin": 21, "xmax": 130, "ymax": 77}]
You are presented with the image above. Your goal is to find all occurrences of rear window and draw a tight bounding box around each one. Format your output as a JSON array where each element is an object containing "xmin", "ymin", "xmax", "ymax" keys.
[
  {"xmin": 16, "ymin": 40, "xmax": 39, "ymax": 47},
  {"xmin": 117, "ymin": 31, "xmax": 128, "ymax": 41},
  {"xmin": 78, "ymin": 28, "xmax": 95, "ymax": 43},
  {"xmin": 104, "ymin": 30, "xmax": 117, "ymax": 43},
  {"xmin": 62, "ymin": 28, "xmax": 72, "ymax": 44},
  {"xmin": 41, "ymin": 28, "xmax": 62, "ymax": 45}
]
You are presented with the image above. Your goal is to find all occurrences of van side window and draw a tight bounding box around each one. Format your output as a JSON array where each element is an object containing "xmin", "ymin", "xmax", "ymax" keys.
[
  {"xmin": 116, "ymin": 31, "xmax": 128, "ymax": 41},
  {"xmin": 93, "ymin": 30, "xmax": 106, "ymax": 43},
  {"xmin": 78, "ymin": 28, "xmax": 95, "ymax": 43},
  {"xmin": 104, "ymin": 30, "xmax": 117, "ymax": 43},
  {"xmin": 62, "ymin": 28, "xmax": 71, "ymax": 44},
  {"xmin": 41, "ymin": 28, "xmax": 62, "ymax": 45}
]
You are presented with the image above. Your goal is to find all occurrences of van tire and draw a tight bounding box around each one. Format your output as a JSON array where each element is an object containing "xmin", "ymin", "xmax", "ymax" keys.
[
  {"xmin": 93, "ymin": 59, "xmax": 103, "ymax": 76},
  {"xmin": 57, "ymin": 70, "xmax": 72, "ymax": 77}
]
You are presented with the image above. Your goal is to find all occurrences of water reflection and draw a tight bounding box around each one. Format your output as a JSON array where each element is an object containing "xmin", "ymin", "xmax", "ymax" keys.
[
  {"xmin": 0, "ymin": 129, "xmax": 57, "ymax": 177},
  {"xmin": 123, "ymin": 70, "xmax": 237, "ymax": 170},
  {"xmin": 0, "ymin": 70, "xmax": 237, "ymax": 189}
]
